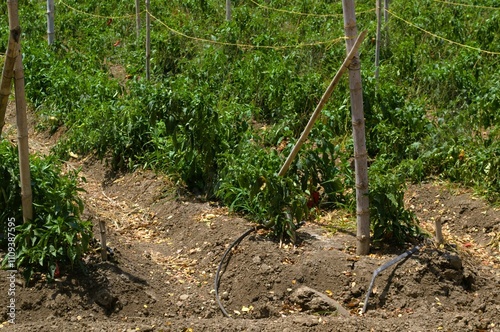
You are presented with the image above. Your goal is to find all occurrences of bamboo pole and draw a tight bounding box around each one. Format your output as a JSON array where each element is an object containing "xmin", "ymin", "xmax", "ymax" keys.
[
  {"xmin": 135, "ymin": 0, "xmax": 141, "ymax": 40},
  {"xmin": 46, "ymin": 0, "xmax": 55, "ymax": 45},
  {"xmin": 384, "ymin": 0, "xmax": 390, "ymax": 49},
  {"xmin": 226, "ymin": 0, "xmax": 232, "ymax": 21},
  {"xmin": 278, "ymin": 31, "xmax": 367, "ymax": 177},
  {"xmin": 8, "ymin": 0, "xmax": 33, "ymax": 223},
  {"xmin": 375, "ymin": 0, "xmax": 381, "ymax": 79},
  {"xmin": 342, "ymin": 0, "xmax": 370, "ymax": 255},
  {"xmin": 0, "ymin": 26, "xmax": 18, "ymax": 136},
  {"xmin": 14, "ymin": 55, "xmax": 32, "ymax": 223},
  {"xmin": 384, "ymin": 0, "xmax": 389, "ymax": 23},
  {"xmin": 145, "ymin": 0, "xmax": 150, "ymax": 80}
]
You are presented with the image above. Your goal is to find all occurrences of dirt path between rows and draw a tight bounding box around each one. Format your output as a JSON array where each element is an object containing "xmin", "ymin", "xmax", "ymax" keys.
[{"xmin": 1, "ymin": 105, "xmax": 499, "ymax": 331}]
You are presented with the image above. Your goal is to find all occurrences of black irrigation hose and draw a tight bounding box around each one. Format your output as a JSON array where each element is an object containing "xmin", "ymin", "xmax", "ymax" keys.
[
  {"xmin": 361, "ymin": 244, "xmax": 422, "ymax": 314},
  {"xmin": 214, "ymin": 226, "xmax": 261, "ymax": 318},
  {"xmin": 214, "ymin": 221, "xmax": 305, "ymax": 318}
]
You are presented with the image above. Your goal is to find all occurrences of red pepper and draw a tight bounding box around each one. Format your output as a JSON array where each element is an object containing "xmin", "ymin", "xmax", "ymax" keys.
[{"xmin": 54, "ymin": 262, "xmax": 60, "ymax": 278}]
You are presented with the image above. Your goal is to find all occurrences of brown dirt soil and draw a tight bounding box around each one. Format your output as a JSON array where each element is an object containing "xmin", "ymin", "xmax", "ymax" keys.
[{"xmin": 1, "ymin": 105, "xmax": 499, "ymax": 331}]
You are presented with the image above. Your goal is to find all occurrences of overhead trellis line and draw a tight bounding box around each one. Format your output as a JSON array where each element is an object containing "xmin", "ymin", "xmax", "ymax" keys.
[
  {"xmin": 58, "ymin": 0, "xmax": 142, "ymax": 20},
  {"xmin": 249, "ymin": 0, "xmax": 376, "ymax": 17},
  {"xmin": 430, "ymin": 0, "xmax": 500, "ymax": 10},
  {"xmin": 387, "ymin": 9, "xmax": 500, "ymax": 55},
  {"xmin": 147, "ymin": 10, "xmax": 348, "ymax": 50},
  {"xmin": 56, "ymin": 0, "xmax": 349, "ymax": 50}
]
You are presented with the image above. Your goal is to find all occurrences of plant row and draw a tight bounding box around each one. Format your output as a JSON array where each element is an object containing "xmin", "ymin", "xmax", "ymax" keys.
[{"xmin": 1, "ymin": 0, "xmax": 499, "ymax": 280}]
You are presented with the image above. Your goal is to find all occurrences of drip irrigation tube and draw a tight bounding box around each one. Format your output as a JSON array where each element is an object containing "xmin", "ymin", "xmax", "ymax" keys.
[
  {"xmin": 361, "ymin": 244, "xmax": 421, "ymax": 314},
  {"xmin": 214, "ymin": 221, "xmax": 305, "ymax": 318},
  {"xmin": 214, "ymin": 226, "xmax": 261, "ymax": 318}
]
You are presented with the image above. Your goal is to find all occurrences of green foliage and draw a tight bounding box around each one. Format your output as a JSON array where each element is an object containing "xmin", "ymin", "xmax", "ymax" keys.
[
  {"xmin": 369, "ymin": 160, "xmax": 424, "ymax": 245},
  {"xmin": 216, "ymin": 126, "xmax": 349, "ymax": 242},
  {"xmin": 216, "ymin": 142, "xmax": 307, "ymax": 242},
  {"xmin": 0, "ymin": 140, "xmax": 92, "ymax": 282},
  {"xmin": 0, "ymin": 142, "xmax": 23, "ymax": 228},
  {"xmin": 11, "ymin": 0, "xmax": 500, "ymax": 246},
  {"xmin": 364, "ymin": 76, "xmax": 432, "ymax": 163}
]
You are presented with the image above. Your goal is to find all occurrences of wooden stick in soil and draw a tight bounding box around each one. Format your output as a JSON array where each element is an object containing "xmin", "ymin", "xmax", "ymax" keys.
[
  {"xmin": 342, "ymin": 0, "xmax": 370, "ymax": 255},
  {"xmin": 277, "ymin": 30, "xmax": 367, "ymax": 177},
  {"xmin": 434, "ymin": 216, "xmax": 444, "ymax": 245},
  {"xmin": 99, "ymin": 220, "xmax": 107, "ymax": 261},
  {"xmin": 9, "ymin": 0, "xmax": 33, "ymax": 223}
]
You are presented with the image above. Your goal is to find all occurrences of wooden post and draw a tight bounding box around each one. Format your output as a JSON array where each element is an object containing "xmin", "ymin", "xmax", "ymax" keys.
[
  {"xmin": 135, "ymin": 0, "xmax": 141, "ymax": 40},
  {"xmin": 384, "ymin": 0, "xmax": 390, "ymax": 49},
  {"xmin": 7, "ymin": 0, "xmax": 33, "ymax": 223},
  {"xmin": 0, "ymin": 29, "xmax": 18, "ymax": 136},
  {"xmin": 278, "ymin": 31, "xmax": 367, "ymax": 177},
  {"xmin": 145, "ymin": 0, "xmax": 150, "ymax": 80},
  {"xmin": 99, "ymin": 220, "xmax": 107, "ymax": 261},
  {"xmin": 434, "ymin": 216, "xmax": 444, "ymax": 245},
  {"xmin": 375, "ymin": 0, "xmax": 381, "ymax": 79},
  {"xmin": 14, "ymin": 54, "xmax": 32, "ymax": 223},
  {"xmin": 226, "ymin": 0, "xmax": 231, "ymax": 21},
  {"xmin": 384, "ymin": 0, "xmax": 389, "ymax": 23},
  {"xmin": 342, "ymin": 0, "xmax": 370, "ymax": 255},
  {"xmin": 46, "ymin": 0, "xmax": 55, "ymax": 45}
]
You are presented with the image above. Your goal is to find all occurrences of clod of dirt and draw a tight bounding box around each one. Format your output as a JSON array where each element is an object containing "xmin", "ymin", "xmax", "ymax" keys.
[
  {"xmin": 289, "ymin": 286, "xmax": 349, "ymax": 316},
  {"xmin": 94, "ymin": 288, "xmax": 118, "ymax": 312},
  {"xmin": 418, "ymin": 249, "xmax": 476, "ymax": 287},
  {"xmin": 443, "ymin": 252, "xmax": 463, "ymax": 270}
]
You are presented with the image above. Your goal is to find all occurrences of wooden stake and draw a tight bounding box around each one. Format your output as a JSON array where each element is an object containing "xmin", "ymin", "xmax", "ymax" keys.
[
  {"xmin": 14, "ymin": 54, "xmax": 32, "ymax": 223},
  {"xmin": 0, "ymin": 52, "xmax": 16, "ymax": 137},
  {"xmin": 135, "ymin": 0, "xmax": 141, "ymax": 40},
  {"xmin": 384, "ymin": 0, "xmax": 390, "ymax": 49},
  {"xmin": 342, "ymin": 0, "xmax": 370, "ymax": 255},
  {"xmin": 0, "ymin": 18, "xmax": 20, "ymax": 135},
  {"xmin": 7, "ymin": 0, "xmax": 33, "ymax": 223},
  {"xmin": 46, "ymin": 0, "xmax": 55, "ymax": 45},
  {"xmin": 145, "ymin": 0, "xmax": 150, "ymax": 80},
  {"xmin": 384, "ymin": 0, "xmax": 389, "ymax": 24},
  {"xmin": 375, "ymin": 0, "xmax": 381, "ymax": 79},
  {"xmin": 278, "ymin": 31, "xmax": 367, "ymax": 177},
  {"xmin": 226, "ymin": 0, "xmax": 232, "ymax": 21},
  {"xmin": 99, "ymin": 220, "xmax": 107, "ymax": 261},
  {"xmin": 434, "ymin": 216, "xmax": 444, "ymax": 245}
]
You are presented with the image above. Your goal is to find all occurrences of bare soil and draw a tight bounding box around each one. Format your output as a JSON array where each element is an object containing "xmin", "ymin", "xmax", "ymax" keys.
[{"xmin": 1, "ymin": 106, "xmax": 499, "ymax": 331}]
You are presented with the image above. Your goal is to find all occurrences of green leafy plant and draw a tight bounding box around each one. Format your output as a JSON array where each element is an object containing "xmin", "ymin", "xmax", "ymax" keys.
[
  {"xmin": 216, "ymin": 141, "xmax": 309, "ymax": 242},
  {"xmin": 15, "ymin": 214, "xmax": 92, "ymax": 282},
  {"xmin": 369, "ymin": 160, "xmax": 424, "ymax": 245},
  {"xmin": 12, "ymin": 0, "xmax": 500, "ymax": 247},
  {"xmin": 0, "ymin": 140, "xmax": 92, "ymax": 282}
]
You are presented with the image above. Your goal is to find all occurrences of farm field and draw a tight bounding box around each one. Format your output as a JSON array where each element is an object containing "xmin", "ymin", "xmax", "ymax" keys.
[
  {"xmin": 1, "ymin": 0, "xmax": 500, "ymax": 330},
  {"xmin": 1, "ymin": 107, "xmax": 499, "ymax": 331}
]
